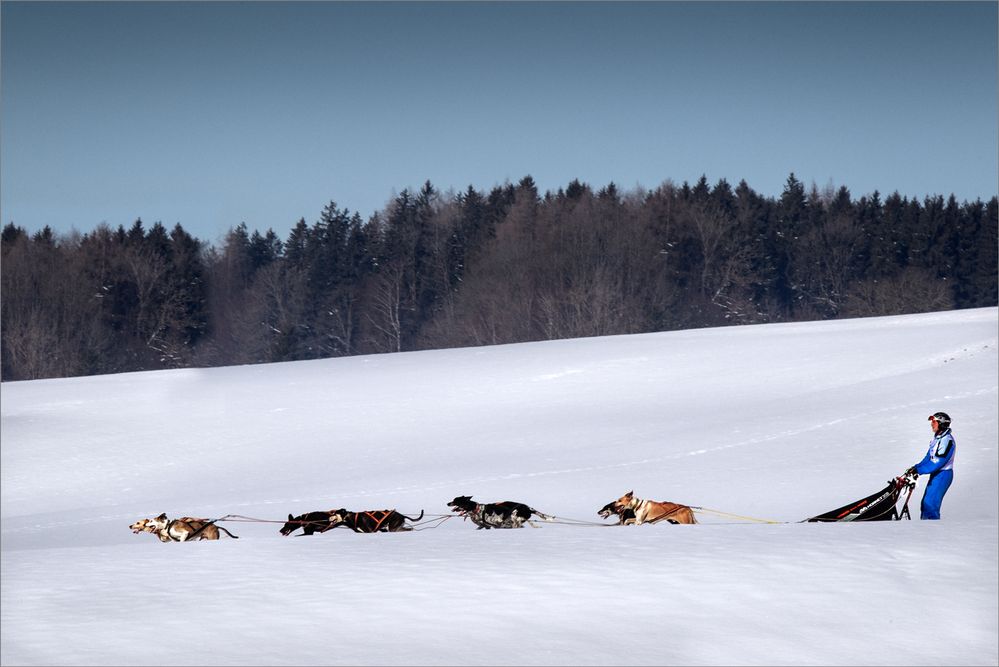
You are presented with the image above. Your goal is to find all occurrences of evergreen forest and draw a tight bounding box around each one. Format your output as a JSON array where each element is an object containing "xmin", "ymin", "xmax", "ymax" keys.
[{"xmin": 2, "ymin": 174, "xmax": 996, "ymax": 381}]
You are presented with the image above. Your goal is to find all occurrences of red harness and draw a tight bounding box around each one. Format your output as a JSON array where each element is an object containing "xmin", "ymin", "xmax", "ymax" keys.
[{"xmin": 353, "ymin": 510, "xmax": 394, "ymax": 532}]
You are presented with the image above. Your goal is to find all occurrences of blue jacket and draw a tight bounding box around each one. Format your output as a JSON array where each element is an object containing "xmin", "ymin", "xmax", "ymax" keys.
[{"xmin": 915, "ymin": 428, "xmax": 956, "ymax": 475}]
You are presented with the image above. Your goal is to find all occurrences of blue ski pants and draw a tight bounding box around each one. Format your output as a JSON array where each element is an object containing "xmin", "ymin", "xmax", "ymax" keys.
[{"xmin": 920, "ymin": 469, "xmax": 953, "ymax": 520}]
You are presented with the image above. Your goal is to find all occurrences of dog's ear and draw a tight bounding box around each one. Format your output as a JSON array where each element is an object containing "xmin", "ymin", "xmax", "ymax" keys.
[
  {"xmin": 625, "ymin": 491, "xmax": 633, "ymax": 498},
  {"xmin": 156, "ymin": 513, "xmax": 168, "ymax": 521},
  {"xmin": 288, "ymin": 514, "xmax": 293, "ymax": 520}
]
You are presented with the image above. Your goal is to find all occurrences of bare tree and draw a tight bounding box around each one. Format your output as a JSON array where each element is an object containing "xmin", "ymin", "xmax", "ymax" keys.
[
  {"xmin": 1, "ymin": 305, "xmax": 66, "ymax": 380},
  {"xmin": 688, "ymin": 201, "xmax": 729, "ymax": 297},
  {"xmin": 537, "ymin": 265, "xmax": 626, "ymax": 340},
  {"xmin": 246, "ymin": 263, "xmax": 310, "ymax": 362},
  {"xmin": 842, "ymin": 267, "xmax": 952, "ymax": 318},
  {"xmin": 120, "ymin": 244, "xmax": 171, "ymax": 355},
  {"xmin": 1, "ymin": 232, "xmax": 106, "ymax": 379},
  {"xmin": 365, "ymin": 261, "xmax": 405, "ymax": 353}
]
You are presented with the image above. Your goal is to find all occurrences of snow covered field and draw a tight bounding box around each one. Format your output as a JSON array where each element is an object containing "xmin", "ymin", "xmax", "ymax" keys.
[{"xmin": 2, "ymin": 308, "xmax": 997, "ymax": 666}]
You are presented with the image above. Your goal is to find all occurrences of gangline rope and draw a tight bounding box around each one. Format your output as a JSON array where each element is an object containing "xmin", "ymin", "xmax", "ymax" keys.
[{"xmin": 690, "ymin": 507, "xmax": 784, "ymax": 524}]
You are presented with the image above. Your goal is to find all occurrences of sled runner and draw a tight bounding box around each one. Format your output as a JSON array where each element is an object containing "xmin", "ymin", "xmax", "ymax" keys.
[{"xmin": 804, "ymin": 473, "xmax": 916, "ymax": 522}]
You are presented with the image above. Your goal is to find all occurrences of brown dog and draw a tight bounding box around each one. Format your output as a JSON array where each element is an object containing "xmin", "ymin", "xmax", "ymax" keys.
[
  {"xmin": 130, "ymin": 513, "xmax": 238, "ymax": 541},
  {"xmin": 611, "ymin": 491, "xmax": 697, "ymax": 525},
  {"xmin": 130, "ymin": 517, "xmax": 169, "ymax": 541}
]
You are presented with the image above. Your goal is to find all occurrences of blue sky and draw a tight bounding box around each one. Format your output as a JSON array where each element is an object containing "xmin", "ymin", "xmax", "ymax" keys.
[{"xmin": 2, "ymin": 1, "xmax": 996, "ymax": 245}]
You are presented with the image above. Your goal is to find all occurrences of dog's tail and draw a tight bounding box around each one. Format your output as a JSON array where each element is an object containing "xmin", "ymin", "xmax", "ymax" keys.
[
  {"xmin": 218, "ymin": 525, "xmax": 240, "ymax": 539},
  {"xmin": 401, "ymin": 510, "xmax": 425, "ymax": 522}
]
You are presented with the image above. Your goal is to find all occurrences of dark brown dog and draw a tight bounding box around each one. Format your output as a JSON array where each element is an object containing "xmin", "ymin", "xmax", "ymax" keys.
[
  {"xmin": 279, "ymin": 511, "xmax": 337, "ymax": 536},
  {"xmin": 328, "ymin": 509, "xmax": 424, "ymax": 532}
]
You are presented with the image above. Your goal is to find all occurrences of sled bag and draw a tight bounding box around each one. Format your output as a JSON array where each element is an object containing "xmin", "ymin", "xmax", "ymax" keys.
[{"xmin": 805, "ymin": 480, "xmax": 909, "ymax": 522}]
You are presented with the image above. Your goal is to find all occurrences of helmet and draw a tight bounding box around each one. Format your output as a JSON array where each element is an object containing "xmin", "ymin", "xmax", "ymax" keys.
[{"xmin": 928, "ymin": 412, "xmax": 951, "ymax": 430}]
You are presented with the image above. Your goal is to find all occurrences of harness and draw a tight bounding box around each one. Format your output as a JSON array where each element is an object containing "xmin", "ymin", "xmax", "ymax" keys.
[
  {"xmin": 163, "ymin": 519, "xmax": 183, "ymax": 541},
  {"xmin": 163, "ymin": 518, "xmax": 214, "ymax": 541},
  {"xmin": 353, "ymin": 510, "xmax": 395, "ymax": 532},
  {"xmin": 456, "ymin": 503, "xmax": 501, "ymax": 527},
  {"xmin": 456, "ymin": 503, "xmax": 487, "ymax": 526}
]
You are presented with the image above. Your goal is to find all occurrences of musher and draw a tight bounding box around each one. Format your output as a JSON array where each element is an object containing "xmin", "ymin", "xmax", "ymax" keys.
[{"xmin": 906, "ymin": 411, "xmax": 956, "ymax": 520}]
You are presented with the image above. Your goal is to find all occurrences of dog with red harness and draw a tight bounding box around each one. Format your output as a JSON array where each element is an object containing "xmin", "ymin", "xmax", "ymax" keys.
[{"xmin": 327, "ymin": 508, "xmax": 424, "ymax": 532}]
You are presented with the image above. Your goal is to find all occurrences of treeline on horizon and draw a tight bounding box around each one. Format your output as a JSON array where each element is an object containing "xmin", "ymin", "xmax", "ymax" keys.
[{"xmin": 2, "ymin": 174, "xmax": 997, "ymax": 381}]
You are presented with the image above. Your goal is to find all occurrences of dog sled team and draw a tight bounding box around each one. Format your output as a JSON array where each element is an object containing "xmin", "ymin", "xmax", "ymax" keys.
[
  {"xmin": 130, "ymin": 412, "xmax": 953, "ymax": 542},
  {"xmin": 130, "ymin": 490, "xmax": 697, "ymax": 542}
]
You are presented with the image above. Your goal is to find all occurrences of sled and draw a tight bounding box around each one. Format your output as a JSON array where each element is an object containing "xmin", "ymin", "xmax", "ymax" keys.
[{"xmin": 804, "ymin": 474, "xmax": 916, "ymax": 522}]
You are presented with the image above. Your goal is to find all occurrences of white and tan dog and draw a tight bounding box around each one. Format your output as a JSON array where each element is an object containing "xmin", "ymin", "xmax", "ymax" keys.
[
  {"xmin": 130, "ymin": 513, "xmax": 238, "ymax": 541},
  {"xmin": 611, "ymin": 491, "xmax": 697, "ymax": 525}
]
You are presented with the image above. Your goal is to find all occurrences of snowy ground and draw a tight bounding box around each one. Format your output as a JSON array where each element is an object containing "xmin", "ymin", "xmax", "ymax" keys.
[{"xmin": 2, "ymin": 308, "xmax": 997, "ymax": 666}]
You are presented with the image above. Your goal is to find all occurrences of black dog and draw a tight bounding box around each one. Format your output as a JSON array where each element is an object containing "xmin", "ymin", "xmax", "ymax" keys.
[
  {"xmin": 597, "ymin": 501, "xmax": 637, "ymax": 525},
  {"xmin": 447, "ymin": 495, "xmax": 553, "ymax": 529},
  {"xmin": 328, "ymin": 509, "xmax": 424, "ymax": 533},
  {"xmin": 279, "ymin": 511, "xmax": 336, "ymax": 536}
]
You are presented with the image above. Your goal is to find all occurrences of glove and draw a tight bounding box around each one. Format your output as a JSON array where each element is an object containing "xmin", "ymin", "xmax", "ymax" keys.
[{"xmin": 905, "ymin": 466, "xmax": 918, "ymax": 479}]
